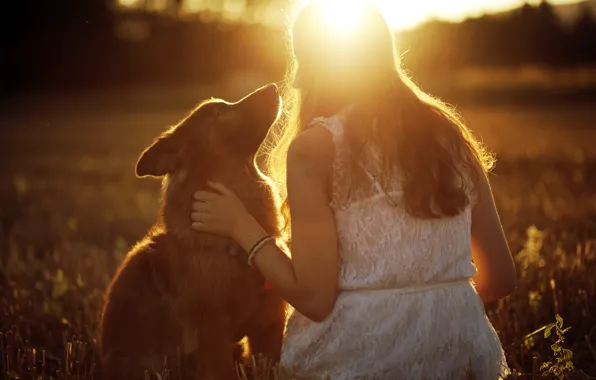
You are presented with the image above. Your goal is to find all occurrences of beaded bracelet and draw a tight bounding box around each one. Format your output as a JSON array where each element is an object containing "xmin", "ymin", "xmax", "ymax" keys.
[{"xmin": 247, "ymin": 236, "xmax": 276, "ymax": 267}]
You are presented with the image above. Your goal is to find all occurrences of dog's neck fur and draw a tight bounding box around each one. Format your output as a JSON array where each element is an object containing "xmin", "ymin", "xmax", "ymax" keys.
[
  {"xmin": 158, "ymin": 165, "xmax": 279, "ymax": 255},
  {"xmin": 158, "ymin": 170, "xmax": 233, "ymax": 254}
]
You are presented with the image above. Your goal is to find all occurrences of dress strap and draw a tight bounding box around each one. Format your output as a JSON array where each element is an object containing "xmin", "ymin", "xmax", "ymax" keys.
[
  {"xmin": 308, "ymin": 115, "xmax": 344, "ymax": 208},
  {"xmin": 358, "ymin": 161, "xmax": 384, "ymax": 194},
  {"xmin": 308, "ymin": 115, "xmax": 344, "ymax": 142},
  {"xmin": 309, "ymin": 113, "xmax": 384, "ymax": 200},
  {"xmin": 358, "ymin": 117, "xmax": 385, "ymax": 194}
]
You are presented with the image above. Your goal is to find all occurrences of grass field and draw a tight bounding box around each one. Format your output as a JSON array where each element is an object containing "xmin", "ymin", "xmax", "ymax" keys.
[{"xmin": 1, "ymin": 83, "xmax": 596, "ymax": 379}]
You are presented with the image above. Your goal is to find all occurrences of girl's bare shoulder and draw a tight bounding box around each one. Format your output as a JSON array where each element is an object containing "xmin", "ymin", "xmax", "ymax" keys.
[{"xmin": 287, "ymin": 124, "xmax": 335, "ymax": 178}]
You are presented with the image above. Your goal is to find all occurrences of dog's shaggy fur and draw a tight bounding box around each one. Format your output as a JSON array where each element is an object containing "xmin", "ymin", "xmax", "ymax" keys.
[{"xmin": 98, "ymin": 84, "xmax": 286, "ymax": 380}]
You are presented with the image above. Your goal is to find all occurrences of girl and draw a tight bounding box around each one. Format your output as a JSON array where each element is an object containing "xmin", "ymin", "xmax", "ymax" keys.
[{"xmin": 191, "ymin": 1, "xmax": 517, "ymax": 378}]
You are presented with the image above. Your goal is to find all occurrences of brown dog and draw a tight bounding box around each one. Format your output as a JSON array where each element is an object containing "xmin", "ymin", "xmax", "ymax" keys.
[{"xmin": 98, "ymin": 84, "xmax": 286, "ymax": 380}]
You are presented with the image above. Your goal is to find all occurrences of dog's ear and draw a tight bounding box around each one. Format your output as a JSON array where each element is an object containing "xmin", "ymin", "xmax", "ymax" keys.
[{"xmin": 135, "ymin": 132, "xmax": 181, "ymax": 177}]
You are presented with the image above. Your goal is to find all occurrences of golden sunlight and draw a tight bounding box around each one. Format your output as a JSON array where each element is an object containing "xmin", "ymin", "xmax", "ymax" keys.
[
  {"xmin": 299, "ymin": 0, "xmax": 503, "ymax": 31},
  {"xmin": 318, "ymin": 0, "xmax": 366, "ymax": 34},
  {"xmin": 118, "ymin": 0, "xmax": 143, "ymax": 8},
  {"xmin": 299, "ymin": 0, "xmax": 575, "ymax": 30},
  {"xmin": 118, "ymin": 0, "xmax": 579, "ymax": 30}
]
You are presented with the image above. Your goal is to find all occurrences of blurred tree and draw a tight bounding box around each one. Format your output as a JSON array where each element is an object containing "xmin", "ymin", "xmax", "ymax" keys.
[
  {"xmin": 507, "ymin": 1, "xmax": 570, "ymax": 66},
  {"xmin": 572, "ymin": 2, "xmax": 596, "ymax": 64},
  {"xmin": 536, "ymin": 0, "xmax": 571, "ymax": 66}
]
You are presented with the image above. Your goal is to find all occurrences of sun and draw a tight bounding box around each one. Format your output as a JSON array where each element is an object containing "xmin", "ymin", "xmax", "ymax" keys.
[
  {"xmin": 300, "ymin": 0, "xmax": 427, "ymax": 32},
  {"xmin": 318, "ymin": 0, "xmax": 367, "ymax": 34},
  {"xmin": 376, "ymin": 1, "xmax": 437, "ymax": 30}
]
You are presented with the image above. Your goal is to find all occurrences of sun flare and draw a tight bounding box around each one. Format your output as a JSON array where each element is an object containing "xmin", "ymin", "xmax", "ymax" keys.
[
  {"xmin": 318, "ymin": 0, "xmax": 367, "ymax": 34},
  {"xmin": 300, "ymin": 0, "xmax": 444, "ymax": 32}
]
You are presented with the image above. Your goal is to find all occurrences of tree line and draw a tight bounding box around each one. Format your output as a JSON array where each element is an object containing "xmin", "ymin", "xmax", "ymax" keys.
[
  {"xmin": 2, "ymin": 0, "xmax": 596, "ymax": 96},
  {"xmin": 399, "ymin": 1, "xmax": 596, "ymax": 71}
]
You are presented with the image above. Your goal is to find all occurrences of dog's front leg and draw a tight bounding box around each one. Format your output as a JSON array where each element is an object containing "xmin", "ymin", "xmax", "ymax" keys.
[
  {"xmin": 246, "ymin": 294, "xmax": 286, "ymax": 363},
  {"xmin": 194, "ymin": 325, "xmax": 237, "ymax": 380},
  {"xmin": 178, "ymin": 309, "xmax": 237, "ymax": 380},
  {"xmin": 174, "ymin": 302, "xmax": 237, "ymax": 380}
]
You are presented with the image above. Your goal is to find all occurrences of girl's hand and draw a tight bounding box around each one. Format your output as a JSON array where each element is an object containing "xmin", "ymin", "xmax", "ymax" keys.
[{"xmin": 191, "ymin": 181, "xmax": 251, "ymax": 239}]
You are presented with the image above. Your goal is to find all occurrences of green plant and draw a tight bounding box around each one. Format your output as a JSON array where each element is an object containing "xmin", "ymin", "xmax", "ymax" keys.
[{"xmin": 540, "ymin": 315, "xmax": 575, "ymax": 379}]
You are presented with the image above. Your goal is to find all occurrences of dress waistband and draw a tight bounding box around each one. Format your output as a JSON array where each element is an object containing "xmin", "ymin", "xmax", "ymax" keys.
[{"xmin": 340, "ymin": 278, "xmax": 472, "ymax": 296}]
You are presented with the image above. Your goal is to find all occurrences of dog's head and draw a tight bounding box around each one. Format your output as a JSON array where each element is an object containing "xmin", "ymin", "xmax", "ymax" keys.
[
  {"xmin": 135, "ymin": 84, "xmax": 282, "ymax": 244},
  {"xmin": 136, "ymin": 83, "xmax": 280, "ymax": 179}
]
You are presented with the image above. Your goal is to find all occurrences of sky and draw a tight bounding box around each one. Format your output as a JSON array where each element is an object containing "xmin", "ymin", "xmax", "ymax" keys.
[{"xmin": 119, "ymin": 0, "xmax": 584, "ymax": 30}]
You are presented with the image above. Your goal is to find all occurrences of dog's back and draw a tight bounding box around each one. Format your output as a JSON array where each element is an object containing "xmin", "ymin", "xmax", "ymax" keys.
[
  {"xmin": 99, "ymin": 230, "xmax": 184, "ymax": 378},
  {"xmin": 99, "ymin": 84, "xmax": 286, "ymax": 380}
]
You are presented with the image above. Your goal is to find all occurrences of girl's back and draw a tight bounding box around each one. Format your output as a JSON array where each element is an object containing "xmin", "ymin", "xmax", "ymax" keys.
[{"xmin": 280, "ymin": 112, "xmax": 509, "ymax": 380}]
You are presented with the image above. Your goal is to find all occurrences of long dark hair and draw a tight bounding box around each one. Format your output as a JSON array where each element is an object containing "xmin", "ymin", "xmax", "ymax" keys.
[{"xmin": 260, "ymin": 1, "xmax": 495, "ymax": 235}]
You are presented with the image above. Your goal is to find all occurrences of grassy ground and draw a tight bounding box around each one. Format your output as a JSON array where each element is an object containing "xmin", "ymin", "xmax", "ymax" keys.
[{"xmin": 1, "ymin": 84, "xmax": 595, "ymax": 379}]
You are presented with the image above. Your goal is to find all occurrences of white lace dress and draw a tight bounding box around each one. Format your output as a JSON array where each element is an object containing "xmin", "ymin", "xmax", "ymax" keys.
[{"xmin": 279, "ymin": 111, "xmax": 510, "ymax": 380}]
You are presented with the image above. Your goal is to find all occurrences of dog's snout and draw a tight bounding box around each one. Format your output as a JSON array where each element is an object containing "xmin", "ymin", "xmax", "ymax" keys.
[
  {"xmin": 241, "ymin": 83, "xmax": 279, "ymax": 105},
  {"xmin": 252, "ymin": 83, "xmax": 280, "ymax": 110},
  {"xmin": 260, "ymin": 83, "xmax": 278, "ymax": 96}
]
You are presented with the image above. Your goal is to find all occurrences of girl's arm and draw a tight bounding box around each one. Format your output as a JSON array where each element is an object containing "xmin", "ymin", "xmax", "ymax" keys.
[
  {"xmin": 235, "ymin": 125, "xmax": 339, "ymax": 322},
  {"xmin": 194, "ymin": 125, "xmax": 340, "ymax": 322},
  {"xmin": 470, "ymin": 161, "xmax": 517, "ymax": 303}
]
